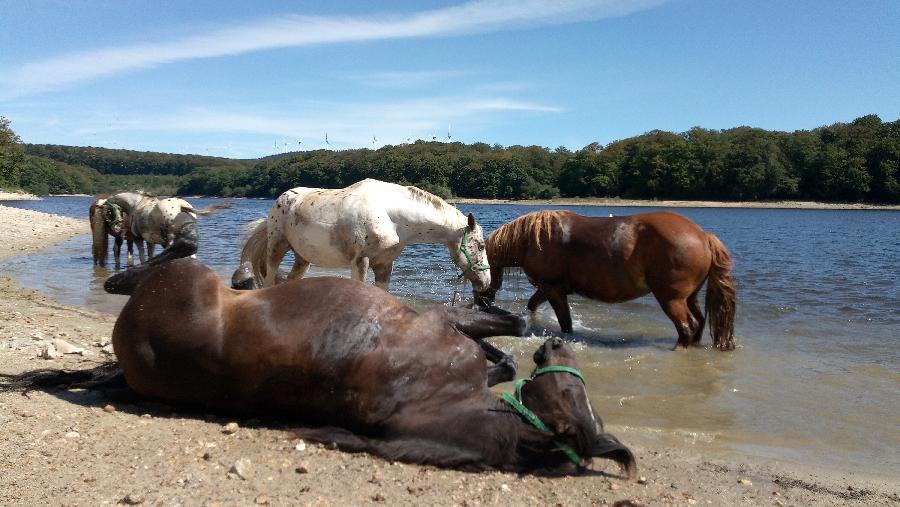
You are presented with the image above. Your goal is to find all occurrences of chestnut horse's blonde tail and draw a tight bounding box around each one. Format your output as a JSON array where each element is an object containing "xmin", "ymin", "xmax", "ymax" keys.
[
  {"xmin": 239, "ymin": 218, "xmax": 269, "ymax": 284},
  {"xmin": 705, "ymin": 232, "xmax": 736, "ymax": 350},
  {"xmin": 89, "ymin": 202, "xmax": 109, "ymax": 266},
  {"xmin": 487, "ymin": 210, "xmax": 567, "ymax": 265}
]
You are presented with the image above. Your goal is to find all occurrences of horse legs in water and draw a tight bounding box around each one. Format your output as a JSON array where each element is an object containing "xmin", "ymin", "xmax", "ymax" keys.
[
  {"xmin": 656, "ymin": 293, "xmax": 702, "ymax": 350},
  {"xmin": 444, "ymin": 307, "xmax": 526, "ymax": 386},
  {"xmin": 351, "ymin": 256, "xmax": 369, "ymax": 282},
  {"xmin": 543, "ymin": 288, "xmax": 574, "ymax": 334},
  {"xmin": 687, "ymin": 289, "xmax": 705, "ymax": 345},
  {"xmin": 527, "ymin": 288, "xmax": 548, "ymax": 312},
  {"xmin": 370, "ymin": 246, "xmax": 402, "ymax": 290},
  {"xmin": 112, "ymin": 237, "xmax": 134, "ymax": 268}
]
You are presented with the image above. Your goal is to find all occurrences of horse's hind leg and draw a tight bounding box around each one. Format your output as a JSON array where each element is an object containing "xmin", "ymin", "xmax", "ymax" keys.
[
  {"xmin": 657, "ymin": 296, "xmax": 698, "ymax": 350},
  {"xmin": 135, "ymin": 239, "xmax": 147, "ymax": 264},
  {"xmin": 687, "ymin": 289, "xmax": 705, "ymax": 345},
  {"xmin": 263, "ymin": 234, "xmax": 291, "ymax": 287},
  {"xmin": 113, "ymin": 237, "xmax": 123, "ymax": 268}
]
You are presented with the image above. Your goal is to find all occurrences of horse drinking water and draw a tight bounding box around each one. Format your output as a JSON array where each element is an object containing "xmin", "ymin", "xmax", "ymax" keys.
[
  {"xmin": 239, "ymin": 179, "xmax": 491, "ymax": 291},
  {"xmin": 89, "ymin": 195, "xmax": 134, "ymax": 268},
  {"xmin": 477, "ymin": 210, "xmax": 736, "ymax": 350},
  {"xmin": 100, "ymin": 191, "xmax": 230, "ymax": 294}
]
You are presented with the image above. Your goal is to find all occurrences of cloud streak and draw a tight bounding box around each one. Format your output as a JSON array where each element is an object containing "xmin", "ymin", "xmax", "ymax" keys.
[{"xmin": 0, "ymin": 0, "xmax": 668, "ymax": 98}]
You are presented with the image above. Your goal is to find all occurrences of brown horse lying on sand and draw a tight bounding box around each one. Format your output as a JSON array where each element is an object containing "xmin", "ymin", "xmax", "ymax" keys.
[
  {"xmin": 9, "ymin": 258, "xmax": 635, "ymax": 475},
  {"xmin": 475, "ymin": 211, "xmax": 736, "ymax": 350},
  {"xmin": 89, "ymin": 195, "xmax": 134, "ymax": 268}
]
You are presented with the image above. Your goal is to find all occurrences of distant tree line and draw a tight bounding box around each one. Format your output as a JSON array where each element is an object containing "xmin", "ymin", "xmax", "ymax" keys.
[{"xmin": 2, "ymin": 114, "xmax": 898, "ymax": 203}]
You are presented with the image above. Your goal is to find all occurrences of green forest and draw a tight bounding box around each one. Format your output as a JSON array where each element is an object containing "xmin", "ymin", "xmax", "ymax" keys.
[{"xmin": 2, "ymin": 114, "xmax": 898, "ymax": 203}]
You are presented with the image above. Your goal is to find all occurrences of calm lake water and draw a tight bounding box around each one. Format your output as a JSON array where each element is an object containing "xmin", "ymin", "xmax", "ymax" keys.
[{"xmin": 2, "ymin": 196, "xmax": 898, "ymax": 474}]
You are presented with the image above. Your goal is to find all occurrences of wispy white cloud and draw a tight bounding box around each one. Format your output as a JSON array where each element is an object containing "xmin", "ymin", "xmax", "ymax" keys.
[
  {"xmin": 57, "ymin": 94, "xmax": 562, "ymax": 151},
  {"xmin": 0, "ymin": 0, "xmax": 669, "ymax": 99},
  {"xmin": 352, "ymin": 70, "xmax": 471, "ymax": 89}
]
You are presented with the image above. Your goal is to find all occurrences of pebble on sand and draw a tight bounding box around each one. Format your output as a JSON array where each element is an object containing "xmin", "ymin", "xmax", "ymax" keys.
[
  {"xmin": 222, "ymin": 422, "xmax": 240, "ymax": 434},
  {"xmin": 230, "ymin": 458, "xmax": 253, "ymax": 480}
]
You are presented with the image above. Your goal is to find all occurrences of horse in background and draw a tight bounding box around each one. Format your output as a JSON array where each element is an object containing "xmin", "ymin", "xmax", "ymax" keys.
[
  {"xmin": 239, "ymin": 179, "xmax": 491, "ymax": 291},
  {"xmin": 477, "ymin": 210, "xmax": 736, "ymax": 350},
  {"xmin": 89, "ymin": 195, "xmax": 134, "ymax": 268},
  {"xmin": 100, "ymin": 192, "xmax": 230, "ymax": 294},
  {"xmin": 6, "ymin": 258, "xmax": 633, "ymax": 475}
]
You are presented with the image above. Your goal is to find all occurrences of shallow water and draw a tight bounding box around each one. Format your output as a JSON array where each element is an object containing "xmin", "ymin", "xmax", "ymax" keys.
[{"xmin": 2, "ymin": 196, "xmax": 899, "ymax": 473}]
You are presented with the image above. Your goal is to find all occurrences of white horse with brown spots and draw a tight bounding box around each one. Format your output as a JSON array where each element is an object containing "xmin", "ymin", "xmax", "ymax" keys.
[{"xmin": 238, "ymin": 179, "xmax": 491, "ymax": 291}]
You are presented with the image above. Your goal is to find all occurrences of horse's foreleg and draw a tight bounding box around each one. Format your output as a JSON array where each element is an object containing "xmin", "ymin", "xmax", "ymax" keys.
[
  {"xmin": 527, "ymin": 288, "xmax": 547, "ymax": 312},
  {"xmin": 287, "ymin": 255, "xmax": 310, "ymax": 280},
  {"xmin": 113, "ymin": 237, "xmax": 123, "ymax": 268},
  {"xmin": 351, "ymin": 256, "xmax": 370, "ymax": 282},
  {"xmin": 371, "ymin": 261, "xmax": 393, "ymax": 291},
  {"xmin": 147, "ymin": 243, "xmax": 156, "ymax": 259},
  {"xmin": 125, "ymin": 239, "xmax": 134, "ymax": 266},
  {"xmin": 544, "ymin": 289, "xmax": 573, "ymax": 333},
  {"xmin": 482, "ymin": 340, "xmax": 518, "ymax": 387}
]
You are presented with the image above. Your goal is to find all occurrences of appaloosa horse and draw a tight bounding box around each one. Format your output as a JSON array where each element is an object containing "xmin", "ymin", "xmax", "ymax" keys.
[
  {"xmin": 18, "ymin": 258, "xmax": 633, "ymax": 475},
  {"xmin": 239, "ymin": 179, "xmax": 490, "ymax": 291},
  {"xmin": 477, "ymin": 210, "xmax": 736, "ymax": 350},
  {"xmin": 89, "ymin": 195, "xmax": 133, "ymax": 268}
]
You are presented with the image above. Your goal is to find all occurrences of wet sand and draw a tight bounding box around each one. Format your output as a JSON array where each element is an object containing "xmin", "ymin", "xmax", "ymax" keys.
[{"xmin": 0, "ymin": 203, "xmax": 898, "ymax": 505}]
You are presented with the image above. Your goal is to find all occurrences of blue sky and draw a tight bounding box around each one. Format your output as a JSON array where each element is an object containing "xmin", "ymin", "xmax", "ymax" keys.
[{"xmin": 1, "ymin": 0, "xmax": 898, "ymax": 158}]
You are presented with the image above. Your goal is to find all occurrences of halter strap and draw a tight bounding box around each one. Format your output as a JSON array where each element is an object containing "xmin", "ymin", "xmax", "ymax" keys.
[
  {"xmin": 456, "ymin": 226, "xmax": 490, "ymax": 279},
  {"xmin": 501, "ymin": 365, "xmax": 586, "ymax": 465}
]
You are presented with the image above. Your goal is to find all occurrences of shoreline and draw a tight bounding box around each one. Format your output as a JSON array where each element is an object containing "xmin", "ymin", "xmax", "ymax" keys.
[
  {"xmin": 449, "ymin": 197, "xmax": 900, "ymax": 210},
  {"xmin": 4, "ymin": 190, "xmax": 900, "ymax": 210},
  {"xmin": 0, "ymin": 205, "xmax": 897, "ymax": 505}
]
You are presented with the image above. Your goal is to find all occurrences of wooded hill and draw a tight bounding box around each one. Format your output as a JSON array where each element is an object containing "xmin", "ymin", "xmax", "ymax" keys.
[{"xmin": 2, "ymin": 114, "xmax": 898, "ymax": 203}]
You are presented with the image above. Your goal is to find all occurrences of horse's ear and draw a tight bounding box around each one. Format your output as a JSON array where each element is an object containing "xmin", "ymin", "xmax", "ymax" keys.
[{"xmin": 467, "ymin": 213, "xmax": 476, "ymax": 229}]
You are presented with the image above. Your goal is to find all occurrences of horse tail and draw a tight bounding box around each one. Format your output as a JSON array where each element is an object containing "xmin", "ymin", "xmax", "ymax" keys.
[
  {"xmin": 705, "ymin": 232, "xmax": 736, "ymax": 350},
  {"xmin": 240, "ymin": 218, "xmax": 270, "ymax": 283},
  {"xmin": 180, "ymin": 201, "xmax": 232, "ymax": 216},
  {"xmin": 89, "ymin": 203, "xmax": 109, "ymax": 266},
  {"xmin": 0, "ymin": 362, "xmax": 125, "ymax": 396}
]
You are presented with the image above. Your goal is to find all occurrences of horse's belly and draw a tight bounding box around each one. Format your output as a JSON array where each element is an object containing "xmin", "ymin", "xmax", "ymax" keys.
[{"xmin": 288, "ymin": 225, "xmax": 355, "ymax": 267}]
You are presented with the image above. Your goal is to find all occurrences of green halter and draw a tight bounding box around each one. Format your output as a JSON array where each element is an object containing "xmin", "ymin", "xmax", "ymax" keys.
[
  {"xmin": 456, "ymin": 226, "xmax": 490, "ymax": 279},
  {"xmin": 500, "ymin": 365, "xmax": 586, "ymax": 465}
]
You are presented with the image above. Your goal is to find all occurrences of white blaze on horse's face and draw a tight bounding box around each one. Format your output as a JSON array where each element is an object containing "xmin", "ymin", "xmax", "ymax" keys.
[{"xmin": 451, "ymin": 214, "xmax": 491, "ymax": 292}]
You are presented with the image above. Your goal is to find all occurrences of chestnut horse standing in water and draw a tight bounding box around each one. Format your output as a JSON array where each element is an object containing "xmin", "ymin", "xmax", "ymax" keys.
[
  {"xmin": 22, "ymin": 258, "xmax": 634, "ymax": 475},
  {"xmin": 477, "ymin": 211, "xmax": 736, "ymax": 350}
]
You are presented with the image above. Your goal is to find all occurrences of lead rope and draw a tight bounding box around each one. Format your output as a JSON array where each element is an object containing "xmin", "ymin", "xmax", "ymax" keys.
[{"xmin": 500, "ymin": 366, "xmax": 587, "ymax": 466}]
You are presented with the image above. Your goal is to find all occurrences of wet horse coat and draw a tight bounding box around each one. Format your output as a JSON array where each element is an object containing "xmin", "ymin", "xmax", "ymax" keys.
[
  {"xmin": 479, "ymin": 211, "xmax": 736, "ymax": 350},
  {"xmin": 107, "ymin": 258, "xmax": 634, "ymax": 474},
  {"xmin": 239, "ymin": 179, "xmax": 490, "ymax": 291}
]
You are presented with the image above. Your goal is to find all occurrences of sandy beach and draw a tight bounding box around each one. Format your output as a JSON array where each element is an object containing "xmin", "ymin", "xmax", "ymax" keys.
[{"xmin": 0, "ymin": 203, "xmax": 897, "ymax": 506}]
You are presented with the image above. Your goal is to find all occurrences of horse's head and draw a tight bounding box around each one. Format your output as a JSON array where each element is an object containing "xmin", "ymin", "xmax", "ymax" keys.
[
  {"xmin": 102, "ymin": 202, "xmax": 126, "ymax": 235},
  {"xmin": 450, "ymin": 213, "xmax": 491, "ymax": 292},
  {"xmin": 518, "ymin": 337, "xmax": 637, "ymax": 477}
]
